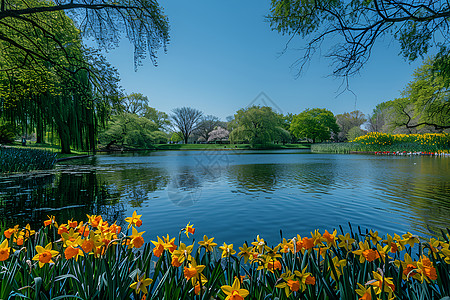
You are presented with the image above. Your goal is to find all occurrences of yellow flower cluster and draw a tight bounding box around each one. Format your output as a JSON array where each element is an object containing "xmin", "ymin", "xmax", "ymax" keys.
[
  {"xmin": 2, "ymin": 213, "xmax": 450, "ymax": 299},
  {"xmin": 352, "ymin": 132, "xmax": 450, "ymax": 148}
]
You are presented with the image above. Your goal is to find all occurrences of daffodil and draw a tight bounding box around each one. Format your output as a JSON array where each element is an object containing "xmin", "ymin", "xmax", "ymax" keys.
[
  {"xmin": 64, "ymin": 238, "xmax": 84, "ymax": 261},
  {"xmin": 417, "ymin": 255, "xmax": 438, "ymax": 283},
  {"xmin": 183, "ymin": 222, "xmax": 195, "ymax": 238},
  {"xmin": 128, "ymin": 227, "xmax": 145, "ymax": 249},
  {"xmin": 367, "ymin": 270, "xmax": 395, "ymax": 298},
  {"xmin": 293, "ymin": 266, "xmax": 316, "ymax": 292},
  {"xmin": 366, "ymin": 230, "xmax": 382, "ymax": 245},
  {"xmin": 172, "ymin": 242, "xmax": 194, "ymax": 263},
  {"xmin": 130, "ymin": 273, "xmax": 153, "ymax": 294},
  {"xmin": 162, "ymin": 234, "xmax": 177, "ymax": 253},
  {"xmin": 251, "ymin": 235, "xmax": 266, "ymax": 253},
  {"xmin": 183, "ymin": 259, "xmax": 205, "ymax": 284},
  {"xmin": 401, "ymin": 232, "xmax": 420, "ymax": 248},
  {"xmin": 275, "ymin": 270, "xmax": 297, "ymax": 297},
  {"xmin": 0, "ymin": 239, "xmax": 10, "ymax": 261},
  {"xmin": 322, "ymin": 229, "xmax": 337, "ymax": 247},
  {"xmin": 278, "ymin": 238, "xmax": 294, "ymax": 254},
  {"xmin": 238, "ymin": 243, "xmax": 254, "ymax": 264},
  {"xmin": 125, "ymin": 211, "xmax": 142, "ymax": 229},
  {"xmin": 219, "ymin": 242, "xmax": 236, "ymax": 258},
  {"xmin": 352, "ymin": 240, "xmax": 379, "ymax": 263},
  {"xmin": 198, "ymin": 235, "xmax": 217, "ymax": 252},
  {"xmin": 32, "ymin": 243, "xmax": 59, "ymax": 268},
  {"xmin": 221, "ymin": 278, "xmax": 249, "ymax": 300},
  {"xmin": 338, "ymin": 233, "xmax": 355, "ymax": 251}
]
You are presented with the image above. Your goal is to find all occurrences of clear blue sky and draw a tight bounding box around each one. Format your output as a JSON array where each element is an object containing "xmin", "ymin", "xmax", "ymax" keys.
[{"xmin": 104, "ymin": 0, "xmax": 425, "ymax": 121}]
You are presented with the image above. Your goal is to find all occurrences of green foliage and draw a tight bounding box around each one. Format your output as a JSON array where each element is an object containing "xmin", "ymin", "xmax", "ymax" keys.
[
  {"xmin": 99, "ymin": 113, "xmax": 167, "ymax": 148},
  {"xmin": 290, "ymin": 108, "xmax": 340, "ymax": 143},
  {"xmin": 0, "ymin": 122, "xmax": 17, "ymax": 144},
  {"xmin": 268, "ymin": 0, "xmax": 450, "ymax": 77},
  {"xmin": 0, "ymin": 147, "xmax": 57, "ymax": 172},
  {"xmin": 347, "ymin": 126, "xmax": 365, "ymax": 141},
  {"xmin": 229, "ymin": 106, "xmax": 286, "ymax": 147},
  {"xmin": 335, "ymin": 110, "xmax": 366, "ymax": 141}
]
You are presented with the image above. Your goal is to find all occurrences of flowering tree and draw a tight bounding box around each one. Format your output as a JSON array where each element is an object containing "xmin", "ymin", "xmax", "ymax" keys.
[{"xmin": 207, "ymin": 126, "xmax": 229, "ymax": 142}]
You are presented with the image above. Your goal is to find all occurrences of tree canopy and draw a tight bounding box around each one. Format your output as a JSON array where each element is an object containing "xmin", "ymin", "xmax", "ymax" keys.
[
  {"xmin": 170, "ymin": 107, "xmax": 203, "ymax": 144},
  {"xmin": 290, "ymin": 108, "xmax": 339, "ymax": 143},
  {"xmin": 0, "ymin": 0, "xmax": 169, "ymax": 75},
  {"xmin": 268, "ymin": 0, "xmax": 450, "ymax": 77},
  {"xmin": 229, "ymin": 106, "xmax": 289, "ymax": 147}
]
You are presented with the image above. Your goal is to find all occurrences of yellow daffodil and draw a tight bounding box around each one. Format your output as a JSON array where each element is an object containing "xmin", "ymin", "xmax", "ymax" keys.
[
  {"xmin": 293, "ymin": 266, "xmax": 316, "ymax": 292},
  {"xmin": 125, "ymin": 211, "xmax": 142, "ymax": 229},
  {"xmin": 401, "ymin": 232, "xmax": 420, "ymax": 248},
  {"xmin": 162, "ymin": 234, "xmax": 177, "ymax": 253},
  {"xmin": 251, "ymin": 235, "xmax": 266, "ymax": 253},
  {"xmin": 238, "ymin": 243, "xmax": 254, "ymax": 264},
  {"xmin": 352, "ymin": 240, "xmax": 380, "ymax": 263},
  {"xmin": 366, "ymin": 230, "xmax": 382, "ymax": 246},
  {"xmin": 221, "ymin": 278, "xmax": 249, "ymax": 300},
  {"xmin": 338, "ymin": 233, "xmax": 355, "ymax": 251},
  {"xmin": 172, "ymin": 242, "xmax": 194, "ymax": 263},
  {"xmin": 219, "ymin": 242, "xmax": 236, "ymax": 258},
  {"xmin": 198, "ymin": 235, "xmax": 217, "ymax": 252},
  {"xmin": 130, "ymin": 273, "xmax": 153, "ymax": 294}
]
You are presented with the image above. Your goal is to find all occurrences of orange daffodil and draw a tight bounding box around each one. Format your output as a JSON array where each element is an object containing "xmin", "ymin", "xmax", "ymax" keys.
[
  {"xmin": 0, "ymin": 239, "xmax": 11, "ymax": 261},
  {"xmin": 221, "ymin": 278, "xmax": 249, "ymax": 300},
  {"xmin": 184, "ymin": 222, "xmax": 195, "ymax": 238},
  {"xmin": 32, "ymin": 243, "xmax": 59, "ymax": 268},
  {"xmin": 276, "ymin": 267, "xmax": 316, "ymax": 296}
]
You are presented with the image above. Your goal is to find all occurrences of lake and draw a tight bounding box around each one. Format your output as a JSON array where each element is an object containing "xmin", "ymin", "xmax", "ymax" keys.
[{"xmin": 1, "ymin": 149, "xmax": 449, "ymax": 245}]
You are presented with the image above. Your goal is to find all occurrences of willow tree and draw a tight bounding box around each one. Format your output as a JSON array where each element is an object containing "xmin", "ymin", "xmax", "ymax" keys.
[
  {"xmin": 0, "ymin": 0, "xmax": 120, "ymax": 153},
  {"xmin": 0, "ymin": 0, "xmax": 169, "ymax": 73}
]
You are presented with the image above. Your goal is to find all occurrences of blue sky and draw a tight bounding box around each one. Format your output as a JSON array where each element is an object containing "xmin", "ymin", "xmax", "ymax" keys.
[{"xmin": 104, "ymin": 0, "xmax": 425, "ymax": 121}]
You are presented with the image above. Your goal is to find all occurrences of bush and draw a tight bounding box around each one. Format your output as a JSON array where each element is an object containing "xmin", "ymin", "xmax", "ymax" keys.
[{"xmin": 0, "ymin": 122, "xmax": 17, "ymax": 144}]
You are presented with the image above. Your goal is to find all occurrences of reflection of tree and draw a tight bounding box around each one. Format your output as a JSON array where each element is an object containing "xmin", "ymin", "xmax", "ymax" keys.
[
  {"xmin": 167, "ymin": 167, "xmax": 202, "ymax": 207},
  {"xmin": 374, "ymin": 158, "xmax": 450, "ymax": 237},
  {"xmin": 98, "ymin": 167, "xmax": 169, "ymax": 208},
  {"xmin": 227, "ymin": 161, "xmax": 338, "ymax": 195},
  {"xmin": 227, "ymin": 164, "xmax": 279, "ymax": 193},
  {"xmin": 0, "ymin": 170, "xmax": 125, "ymax": 228}
]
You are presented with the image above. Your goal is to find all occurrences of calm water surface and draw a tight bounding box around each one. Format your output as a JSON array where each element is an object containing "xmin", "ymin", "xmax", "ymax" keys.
[{"xmin": 1, "ymin": 149, "xmax": 449, "ymax": 245}]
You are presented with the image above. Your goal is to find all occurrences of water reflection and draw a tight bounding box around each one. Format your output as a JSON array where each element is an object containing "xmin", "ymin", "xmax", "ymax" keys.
[
  {"xmin": 0, "ymin": 167, "xmax": 124, "ymax": 228},
  {"xmin": 1, "ymin": 152, "xmax": 449, "ymax": 243}
]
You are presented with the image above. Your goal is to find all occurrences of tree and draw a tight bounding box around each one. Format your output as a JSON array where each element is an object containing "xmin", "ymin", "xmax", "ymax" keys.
[
  {"xmin": 371, "ymin": 57, "xmax": 450, "ymax": 133},
  {"xmin": 117, "ymin": 93, "xmax": 149, "ymax": 116},
  {"xmin": 170, "ymin": 107, "xmax": 203, "ymax": 144},
  {"xmin": 143, "ymin": 107, "xmax": 170, "ymax": 131},
  {"xmin": 0, "ymin": 5, "xmax": 119, "ymax": 153},
  {"xmin": 335, "ymin": 110, "xmax": 367, "ymax": 141},
  {"xmin": 193, "ymin": 115, "xmax": 222, "ymax": 142},
  {"xmin": 0, "ymin": 0, "xmax": 169, "ymax": 76},
  {"xmin": 98, "ymin": 113, "xmax": 167, "ymax": 148},
  {"xmin": 290, "ymin": 108, "xmax": 340, "ymax": 143},
  {"xmin": 229, "ymin": 106, "xmax": 286, "ymax": 147},
  {"xmin": 207, "ymin": 126, "xmax": 229, "ymax": 143},
  {"xmin": 268, "ymin": 0, "xmax": 450, "ymax": 77}
]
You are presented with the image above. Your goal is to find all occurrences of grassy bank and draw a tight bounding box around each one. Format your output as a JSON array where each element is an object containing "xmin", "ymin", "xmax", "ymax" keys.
[
  {"xmin": 312, "ymin": 133, "xmax": 450, "ymax": 154},
  {"xmin": 154, "ymin": 143, "xmax": 310, "ymax": 150},
  {"xmin": 1, "ymin": 213, "xmax": 448, "ymax": 299}
]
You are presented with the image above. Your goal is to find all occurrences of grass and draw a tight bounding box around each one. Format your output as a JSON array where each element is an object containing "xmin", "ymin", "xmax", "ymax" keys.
[
  {"xmin": 154, "ymin": 143, "xmax": 310, "ymax": 150},
  {"xmin": 1, "ymin": 214, "xmax": 449, "ymax": 299}
]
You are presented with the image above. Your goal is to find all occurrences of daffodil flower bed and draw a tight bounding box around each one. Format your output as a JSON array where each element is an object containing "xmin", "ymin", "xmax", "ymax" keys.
[
  {"xmin": 1, "ymin": 213, "xmax": 450, "ymax": 299},
  {"xmin": 312, "ymin": 132, "xmax": 450, "ymax": 154}
]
